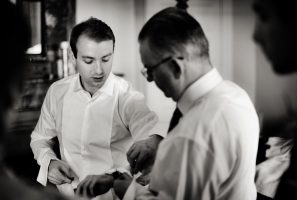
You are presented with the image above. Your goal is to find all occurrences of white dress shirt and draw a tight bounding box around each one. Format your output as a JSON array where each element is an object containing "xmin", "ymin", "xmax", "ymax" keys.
[
  {"xmin": 256, "ymin": 137, "xmax": 292, "ymax": 198},
  {"xmin": 125, "ymin": 68, "xmax": 259, "ymax": 200},
  {"xmin": 30, "ymin": 73, "xmax": 164, "ymax": 199}
]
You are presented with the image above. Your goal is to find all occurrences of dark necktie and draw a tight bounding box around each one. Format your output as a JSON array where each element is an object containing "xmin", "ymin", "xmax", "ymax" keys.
[{"xmin": 168, "ymin": 107, "xmax": 182, "ymax": 132}]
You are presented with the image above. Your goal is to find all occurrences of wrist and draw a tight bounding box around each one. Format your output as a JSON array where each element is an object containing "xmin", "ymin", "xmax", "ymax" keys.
[
  {"xmin": 49, "ymin": 158, "xmax": 59, "ymax": 166},
  {"xmin": 111, "ymin": 171, "xmax": 122, "ymax": 179},
  {"xmin": 104, "ymin": 173, "xmax": 115, "ymax": 187},
  {"xmin": 150, "ymin": 134, "xmax": 163, "ymax": 143}
]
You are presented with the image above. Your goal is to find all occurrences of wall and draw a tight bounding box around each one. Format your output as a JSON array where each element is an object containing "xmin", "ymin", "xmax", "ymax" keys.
[
  {"xmin": 232, "ymin": 0, "xmax": 257, "ymax": 103},
  {"xmin": 255, "ymin": 48, "xmax": 297, "ymax": 121}
]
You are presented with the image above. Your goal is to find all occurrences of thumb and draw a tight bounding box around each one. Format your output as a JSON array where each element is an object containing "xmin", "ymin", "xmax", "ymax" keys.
[
  {"xmin": 60, "ymin": 164, "xmax": 74, "ymax": 180},
  {"xmin": 68, "ymin": 167, "xmax": 77, "ymax": 179},
  {"xmin": 119, "ymin": 173, "xmax": 132, "ymax": 180},
  {"xmin": 56, "ymin": 169, "xmax": 72, "ymax": 184}
]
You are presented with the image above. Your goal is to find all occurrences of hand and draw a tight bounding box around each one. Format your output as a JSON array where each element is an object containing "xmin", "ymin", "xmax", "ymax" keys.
[
  {"xmin": 127, "ymin": 135, "xmax": 163, "ymax": 174},
  {"xmin": 136, "ymin": 171, "xmax": 151, "ymax": 186},
  {"xmin": 113, "ymin": 173, "xmax": 132, "ymax": 199},
  {"xmin": 48, "ymin": 159, "xmax": 75, "ymax": 185},
  {"xmin": 76, "ymin": 174, "xmax": 114, "ymax": 198}
]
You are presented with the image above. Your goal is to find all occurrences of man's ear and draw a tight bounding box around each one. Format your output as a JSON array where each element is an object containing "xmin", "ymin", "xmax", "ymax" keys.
[
  {"xmin": 170, "ymin": 59, "xmax": 183, "ymax": 79},
  {"xmin": 68, "ymin": 48, "xmax": 76, "ymax": 64}
]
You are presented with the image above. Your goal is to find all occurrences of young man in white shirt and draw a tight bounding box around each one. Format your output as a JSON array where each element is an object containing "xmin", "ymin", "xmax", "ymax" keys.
[
  {"xmin": 30, "ymin": 17, "xmax": 164, "ymax": 200},
  {"xmin": 114, "ymin": 7, "xmax": 259, "ymax": 200}
]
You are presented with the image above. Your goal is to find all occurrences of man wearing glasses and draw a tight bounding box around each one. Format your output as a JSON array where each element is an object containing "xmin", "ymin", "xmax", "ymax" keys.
[{"xmin": 114, "ymin": 7, "xmax": 259, "ymax": 200}]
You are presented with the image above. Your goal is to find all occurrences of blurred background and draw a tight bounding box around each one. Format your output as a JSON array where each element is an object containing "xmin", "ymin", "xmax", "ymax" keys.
[{"xmin": 6, "ymin": 0, "xmax": 297, "ymax": 186}]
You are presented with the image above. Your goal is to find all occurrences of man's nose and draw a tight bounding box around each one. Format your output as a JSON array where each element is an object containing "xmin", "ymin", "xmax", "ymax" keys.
[{"xmin": 95, "ymin": 60, "xmax": 103, "ymax": 74}]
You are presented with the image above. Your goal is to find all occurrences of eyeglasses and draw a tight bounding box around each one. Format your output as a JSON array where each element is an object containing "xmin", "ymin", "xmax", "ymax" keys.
[{"xmin": 141, "ymin": 56, "xmax": 183, "ymax": 82}]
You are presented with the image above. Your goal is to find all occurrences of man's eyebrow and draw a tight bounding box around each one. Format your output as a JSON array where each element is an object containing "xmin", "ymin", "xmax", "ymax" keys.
[
  {"xmin": 102, "ymin": 53, "xmax": 112, "ymax": 58},
  {"xmin": 81, "ymin": 56, "xmax": 94, "ymax": 59}
]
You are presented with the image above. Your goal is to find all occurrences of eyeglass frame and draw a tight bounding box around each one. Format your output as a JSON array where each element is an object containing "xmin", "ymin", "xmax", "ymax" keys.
[{"xmin": 141, "ymin": 56, "xmax": 183, "ymax": 82}]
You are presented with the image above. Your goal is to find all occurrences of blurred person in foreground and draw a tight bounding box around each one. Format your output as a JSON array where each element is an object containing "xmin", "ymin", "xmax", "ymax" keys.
[
  {"xmin": 0, "ymin": 1, "xmax": 69, "ymax": 199},
  {"xmin": 253, "ymin": 0, "xmax": 297, "ymax": 199},
  {"xmin": 30, "ymin": 17, "xmax": 165, "ymax": 200},
  {"xmin": 113, "ymin": 7, "xmax": 260, "ymax": 200}
]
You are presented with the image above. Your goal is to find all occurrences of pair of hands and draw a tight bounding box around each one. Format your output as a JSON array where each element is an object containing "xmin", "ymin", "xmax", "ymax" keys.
[
  {"xmin": 48, "ymin": 160, "xmax": 131, "ymax": 199},
  {"xmin": 127, "ymin": 135, "xmax": 163, "ymax": 175},
  {"xmin": 75, "ymin": 173, "xmax": 133, "ymax": 199},
  {"xmin": 113, "ymin": 135, "xmax": 163, "ymax": 199},
  {"xmin": 48, "ymin": 160, "xmax": 114, "ymax": 198},
  {"xmin": 48, "ymin": 135, "xmax": 162, "ymax": 198}
]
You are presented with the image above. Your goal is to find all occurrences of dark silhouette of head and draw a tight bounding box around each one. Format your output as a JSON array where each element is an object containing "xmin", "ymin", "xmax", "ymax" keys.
[
  {"xmin": 253, "ymin": 0, "xmax": 297, "ymax": 74},
  {"xmin": 0, "ymin": 1, "xmax": 29, "ymax": 138}
]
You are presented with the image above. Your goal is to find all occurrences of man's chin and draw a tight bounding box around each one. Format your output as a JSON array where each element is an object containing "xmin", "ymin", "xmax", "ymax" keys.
[
  {"xmin": 93, "ymin": 79, "xmax": 106, "ymax": 88},
  {"xmin": 162, "ymin": 90, "xmax": 172, "ymax": 99}
]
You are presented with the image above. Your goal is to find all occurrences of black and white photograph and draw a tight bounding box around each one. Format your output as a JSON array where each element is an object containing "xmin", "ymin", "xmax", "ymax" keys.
[{"xmin": 1, "ymin": 0, "xmax": 297, "ymax": 199}]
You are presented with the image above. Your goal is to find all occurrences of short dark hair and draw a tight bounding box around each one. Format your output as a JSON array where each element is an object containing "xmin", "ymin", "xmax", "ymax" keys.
[
  {"xmin": 70, "ymin": 17, "xmax": 115, "ymax": 58},
  {"xmin": 138, "ymin": 7, "xmax": 209, "ymax": 58}
]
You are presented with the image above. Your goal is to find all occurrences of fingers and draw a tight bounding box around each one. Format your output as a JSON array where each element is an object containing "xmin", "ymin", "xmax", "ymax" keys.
[
  {"xmin": 48, "ymin": 160, "xmax": 75, "ymax": 185},
  {"xmin": 113, "ymin": 174, "xmax": 132, "ymax": 199},
  {"xmin": 126, "ymin": 143, "xmax": 136, "ymax": 157},
  {"xmin": 76, "ymin": 178, "xmax": 91, "ymax": 198},
  {"xmin": 48, "ymin": 168, "xmax": 72, "ymax": 185},
  {"xmin": 127, "ymin": 145, "xmax": 139, "ymax": 164},
  {"xmin": 89, "ymin": 179, "xmax": 97, "ymax": 197},
  {"xmin": 60, "ymin": 164, "xmax": 75, "ymax": 180},
  {"xmin": 128, "ymin": 137, "xmax": 160, "ymax": 174},
  {"xmin": 134, "ymin": 151, "xmax": 150, "ymax": 173},
  {"xmin": 127, "ymin": 148, "xmax": 140, "ymax": 174},
  {"xmin": 76, "ymin": 175, "xmax": 114, "ymax": 198},
  {"xmin": 129, "ymin": 146, "xmax": 151, "ymax": 174},
  {"xmin": 119, "ymin": 173, "xmax": 132, "ymax": 180},
  {"xmin": 48, "ymin": 175, "xmax": 62, "ymax": 185}
]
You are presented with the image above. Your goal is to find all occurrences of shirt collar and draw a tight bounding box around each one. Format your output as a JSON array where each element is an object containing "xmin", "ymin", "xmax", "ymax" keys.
[
  {"xmin": 177, "ymin": 68, "xmax": 223, "ymax": 115},
  {"xmin": 73, "ymin": 73, "xmax": 114, "ymax": 96}
]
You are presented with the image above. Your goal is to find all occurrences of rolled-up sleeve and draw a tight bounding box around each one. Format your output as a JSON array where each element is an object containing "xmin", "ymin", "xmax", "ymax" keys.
[{"xmin": 30, "ymin": 86, "xmax": 58, "ymax": 186}]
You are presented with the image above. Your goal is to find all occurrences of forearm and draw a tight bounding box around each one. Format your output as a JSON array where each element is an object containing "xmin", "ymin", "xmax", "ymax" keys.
[
  {"xmin": 131, "ymin": 118, "xmax": 167, "ymax": 141},
  {"xmin": 30, "ymin": 132, "xmax": 58, "ymax": 165},
  {"xmin": 31, "ymin": 131, "xmax": 59, "ymax": 186},
  {"xmin": 149, "ymin": 134, "xmax": 163, "ymax": 143}
]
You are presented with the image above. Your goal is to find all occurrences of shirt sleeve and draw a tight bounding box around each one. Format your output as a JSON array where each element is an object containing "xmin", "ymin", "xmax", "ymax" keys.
[
  {"xmin": 119, "ymin": 85, "xmax": 166, "ymax": 140},
  {"xmin": 30, "ymin": 85, "xmax": 59, "ymax": 186}
]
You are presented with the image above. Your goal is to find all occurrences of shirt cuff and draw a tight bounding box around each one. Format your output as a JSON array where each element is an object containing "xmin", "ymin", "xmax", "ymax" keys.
[
  {"xmin": 123, "ymin": 178, "xmax": 146, "ymax": 200},
  {"xmin": 147, "ymin": 121, "xmax": 167, "ymax": 138},
  {"xmin": 105, "ymin": 166, "xmax": 132, "ymax": 176},
  {"xmin": 36, "ymin": 151, "xmax": 58, "ymax": 186}
]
